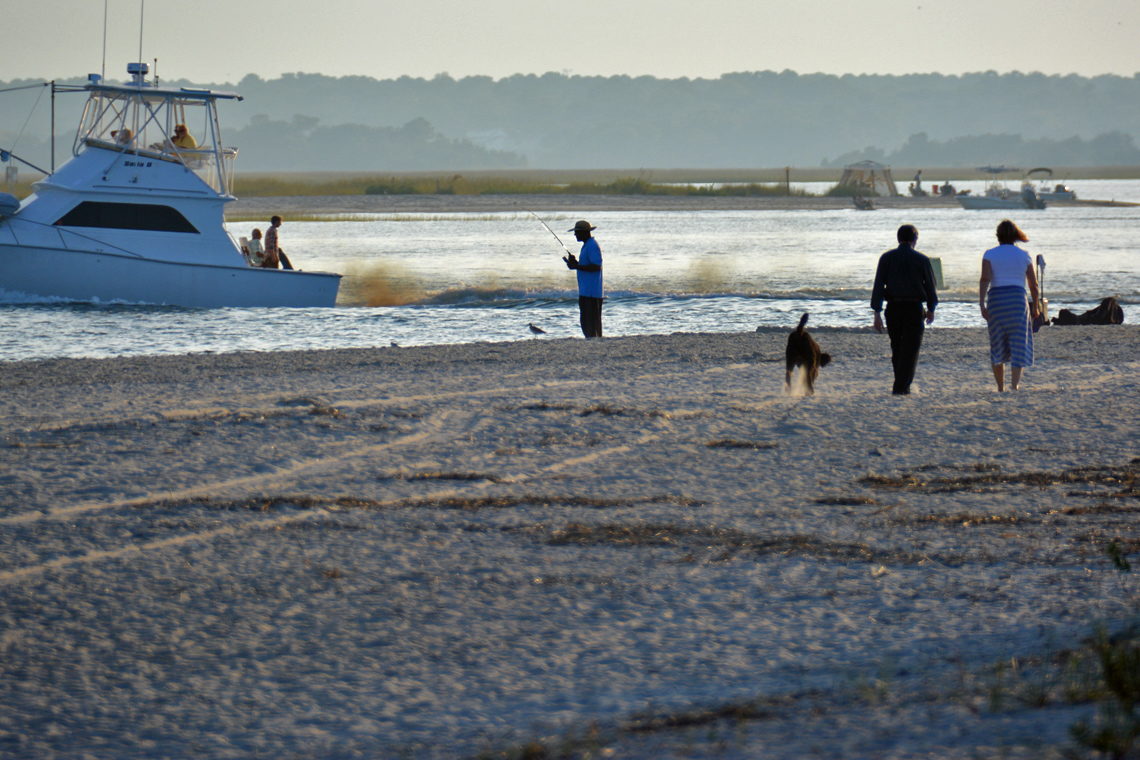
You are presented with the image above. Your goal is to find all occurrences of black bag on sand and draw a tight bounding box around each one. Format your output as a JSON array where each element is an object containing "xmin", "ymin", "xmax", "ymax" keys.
[{"xmin": 1051, "ymin": 297, "xmax": 1125, "ymax": 326}]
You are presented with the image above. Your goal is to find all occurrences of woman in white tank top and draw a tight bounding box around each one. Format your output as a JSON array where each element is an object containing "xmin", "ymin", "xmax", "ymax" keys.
[{"xmin": 979, "ymin": 220, "xmax": 1040, "ymax": 391}]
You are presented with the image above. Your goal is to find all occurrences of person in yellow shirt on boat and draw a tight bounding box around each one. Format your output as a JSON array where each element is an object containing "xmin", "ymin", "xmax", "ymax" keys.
[{"xmin": 171, "ymin": 124, "xmax": 198, "ymax": 150}]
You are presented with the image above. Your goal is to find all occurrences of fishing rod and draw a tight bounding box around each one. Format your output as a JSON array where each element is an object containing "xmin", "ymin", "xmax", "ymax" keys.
[{"xmin": 526, "ymin": 209, "xmax": 575, "ymax": 258}]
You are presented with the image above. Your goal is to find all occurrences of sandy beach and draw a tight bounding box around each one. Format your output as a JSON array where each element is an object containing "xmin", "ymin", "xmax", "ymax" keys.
[{"xmin": 1, "ymin": 325, "xmax": 1138, "ymax": 758}]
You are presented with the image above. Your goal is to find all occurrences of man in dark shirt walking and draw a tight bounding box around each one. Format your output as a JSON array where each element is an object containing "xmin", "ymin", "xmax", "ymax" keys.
[{"xmin": 871, "ymin": 224, "xmax": 939, "ymax": 395}]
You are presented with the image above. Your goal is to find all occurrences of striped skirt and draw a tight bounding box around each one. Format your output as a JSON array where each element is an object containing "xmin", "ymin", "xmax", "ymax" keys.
[{"xmin": 986, "ymin": 285, "xmax": 1033, "ymax": 367}]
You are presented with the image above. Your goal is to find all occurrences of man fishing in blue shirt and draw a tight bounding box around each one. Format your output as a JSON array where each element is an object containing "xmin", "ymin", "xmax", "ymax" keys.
[{"xmin": 564, "ymin": 220, "xmax": 604, "ymax": 338}]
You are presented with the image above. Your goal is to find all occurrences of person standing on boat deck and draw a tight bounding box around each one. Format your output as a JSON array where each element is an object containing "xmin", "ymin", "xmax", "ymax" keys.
[
  {"xmin": 871, "ymin": 224, "xmax": 938, "ymax": 395},
  {"xmin": 563, "ymin": 220, "xmax": 603, "ymax": 338},
  {"xmin": 979, "ymin": 219, "xmax": 1039, "ymax": 392},
  {"xmin": 262, "ymin": 216, "xmax": 294, "ymax": 270}
]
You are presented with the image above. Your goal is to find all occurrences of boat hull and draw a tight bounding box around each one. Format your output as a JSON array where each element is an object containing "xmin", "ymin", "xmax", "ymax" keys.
[{"xmin": 0, "ymin": 244, "xmax": 340, "ymax": 307}]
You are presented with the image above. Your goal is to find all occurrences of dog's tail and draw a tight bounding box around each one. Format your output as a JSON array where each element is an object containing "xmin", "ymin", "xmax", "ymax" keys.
[
  {"xmin": 820, "ymin": 352, "xmax": 831, "ymax": 368},
  {"xmin": 796, "ymin": 313, "xmax": 809, "ymax": 333}
]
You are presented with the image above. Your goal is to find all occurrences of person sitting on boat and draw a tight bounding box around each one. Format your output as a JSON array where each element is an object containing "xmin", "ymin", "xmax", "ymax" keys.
[
  {"xmin": 171, "ymin": 124, "xmax": 198, "ymax": 150},
  {"xmin": 243, "ymin": 228, "xmax": 266, "ymax": 267}
]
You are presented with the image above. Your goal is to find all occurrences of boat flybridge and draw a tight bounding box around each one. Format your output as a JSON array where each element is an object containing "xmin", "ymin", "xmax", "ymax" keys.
[{"xmin": 0, "ymin": 63, "xmax": 341, "ymax": 306}]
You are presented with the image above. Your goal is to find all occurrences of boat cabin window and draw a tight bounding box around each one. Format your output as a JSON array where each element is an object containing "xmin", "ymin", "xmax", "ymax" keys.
[{"xmin": 54, "ymin": 201, "xmax": 199, "ymax": 233}]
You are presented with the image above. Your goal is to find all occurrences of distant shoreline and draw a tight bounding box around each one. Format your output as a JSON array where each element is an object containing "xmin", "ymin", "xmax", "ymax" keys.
[
  {"xmin": 222, "ymin": 165, "xmax": 1140, "ymax": 217},
  {"xmin": 227, "ymin": 192, "xmax": 1137, "ymax": 218}
]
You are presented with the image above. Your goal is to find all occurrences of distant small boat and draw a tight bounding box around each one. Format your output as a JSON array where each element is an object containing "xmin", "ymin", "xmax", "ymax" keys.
[
  {"xmin": 0, "ymin": 62, "xmax": 341, "ymax": 306},
  {"xmin": 1027, "ymin": 167, "xmax": 1077, "ymax": 202},
  {"xmin": 1038, "ymin": 184, "xmax": 1077, "ymax": 201},
  {"xmin": 958, "ymin": 179, "xmax": 1046, "ymax": 210}
]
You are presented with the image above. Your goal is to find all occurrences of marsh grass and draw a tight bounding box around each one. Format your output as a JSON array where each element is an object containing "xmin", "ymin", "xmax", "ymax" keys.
[
  {"xmin": 226, "ymin": 171, "xmax": 805, "ymax": 201},
  {"xmin": 3, "ymin": 178, "xmax": 38, "ymax": 198},
  {"xmin": 225, "ymin": 212, "xmax": 519, "ymax": 223},
  {"xmin": 362, "ymin": 175, "xmax": 804, "ymax": 198}
]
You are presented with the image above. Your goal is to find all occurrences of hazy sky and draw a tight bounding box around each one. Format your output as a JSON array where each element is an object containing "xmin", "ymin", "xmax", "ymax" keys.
[{"xmin": 8, "ymin": 0, "xmax": 1139, "ymax": 84}]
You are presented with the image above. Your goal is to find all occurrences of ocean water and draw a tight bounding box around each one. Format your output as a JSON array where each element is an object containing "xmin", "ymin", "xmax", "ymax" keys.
[{"xmin": 2, "ymin": 179, "xmax": 1137, "ymax": 361}]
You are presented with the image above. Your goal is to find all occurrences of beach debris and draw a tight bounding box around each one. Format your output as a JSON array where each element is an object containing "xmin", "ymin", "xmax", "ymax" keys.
[
  {"xmin": 706, "ymin": 439, "xmax": 778, "ymax": 450},
  {"xmin": 277, "ymin": 396, "xmax": 330, "ymax": 408},
  {"xmin": 1051, "ymin": 296, "xmax": 1125, "ymax": 326}
]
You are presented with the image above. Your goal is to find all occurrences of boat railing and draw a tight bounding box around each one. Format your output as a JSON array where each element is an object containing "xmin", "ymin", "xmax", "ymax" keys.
[
  {"xmin": 73, "ymin": 79, "xmax": 243, "ymax": 198},
  {"xmin": 82, "ymin": 137, "xmax": 237, "ymax": 195}
]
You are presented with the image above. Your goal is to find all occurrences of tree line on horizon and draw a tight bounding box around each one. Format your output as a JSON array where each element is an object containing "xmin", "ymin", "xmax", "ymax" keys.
[{"xmin": 2, "ymin": 70, "xmax": 1138, "ymax": 172}]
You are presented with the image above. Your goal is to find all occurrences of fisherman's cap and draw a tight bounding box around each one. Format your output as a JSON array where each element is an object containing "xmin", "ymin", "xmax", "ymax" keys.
[{"xmin": 569, "ymin": 220, "xmax": 596, "ymax": 233}]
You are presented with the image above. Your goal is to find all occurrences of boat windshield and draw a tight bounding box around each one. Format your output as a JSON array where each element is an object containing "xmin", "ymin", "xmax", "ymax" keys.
[{"xmin": 73, "ymin": 80, "xmax": 243, "ymax": 196}]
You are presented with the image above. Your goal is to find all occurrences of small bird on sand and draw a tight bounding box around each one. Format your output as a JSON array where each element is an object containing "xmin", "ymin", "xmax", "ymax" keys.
[{"xmin": 528, "ymin": 323, "xmax": 546, "ymax": 336}]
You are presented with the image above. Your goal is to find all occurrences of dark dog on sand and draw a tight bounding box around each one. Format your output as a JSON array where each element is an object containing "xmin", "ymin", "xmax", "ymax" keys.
[{"xmin": 785, "ymin": 313, "xmax": 831, "ymax": 394}]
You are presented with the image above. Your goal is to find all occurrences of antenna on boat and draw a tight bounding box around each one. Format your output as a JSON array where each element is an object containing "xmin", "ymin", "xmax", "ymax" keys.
[
  {"xmin": 101, "ymin": 0, "xmax": 109, "ymax": 80},
  {"xmin": 138, "ymin": 0, "xmax": 146, "ymax": 70}
]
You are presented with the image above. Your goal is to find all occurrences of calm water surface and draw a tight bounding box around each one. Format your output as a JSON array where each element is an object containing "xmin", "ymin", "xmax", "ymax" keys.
[{"xmin": 2, "ymin": 180, "xmax": 1137, "ymax": 361}]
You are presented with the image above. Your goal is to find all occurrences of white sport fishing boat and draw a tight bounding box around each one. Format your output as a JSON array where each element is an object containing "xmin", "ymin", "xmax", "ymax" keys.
[{"xmin": 0, "ymin": 63, "xmax": 340, "ymax": 306}]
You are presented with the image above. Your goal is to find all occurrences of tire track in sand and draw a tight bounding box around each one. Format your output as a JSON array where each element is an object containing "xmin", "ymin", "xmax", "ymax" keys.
[
  {"xmin": 0, "ymin": 427, "xmax": 671, "ymax": 585},
  {"xmin": 0, "ymin": 408, "xmax": 466, "ymax": 527},
  {"xmin": 0, "ymin": 390, "xmax": 797, "ymax": 584}
]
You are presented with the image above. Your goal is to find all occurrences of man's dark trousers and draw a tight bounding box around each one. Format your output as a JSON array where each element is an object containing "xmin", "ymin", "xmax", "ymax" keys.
[
  {"xmin": 885, "ymin": 301, "xmax": 925, "ymax": 394},
  {"xmin": 579, "ymin": 296, "xmax": 603, "ymax": 338}
]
